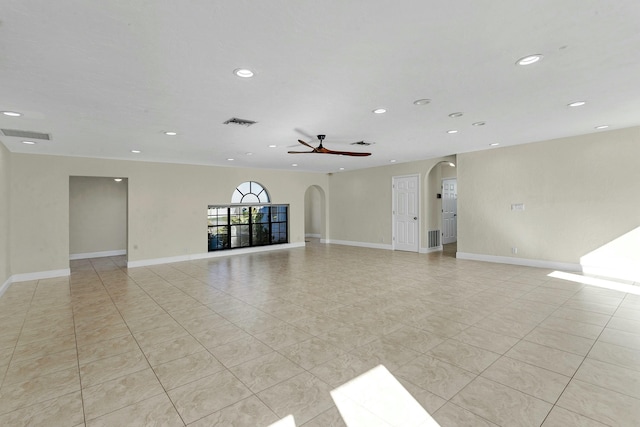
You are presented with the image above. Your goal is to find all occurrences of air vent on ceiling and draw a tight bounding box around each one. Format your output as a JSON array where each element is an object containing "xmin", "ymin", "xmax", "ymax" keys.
[
  {"xmin": 1, "ymin": 129, "xmax": 51, "ymax": 140},
  {"xmin": 223, "ymin": 117, "xmax": 257, "ymax": 127},
  {"xmin": 350, "ymin": 141, "xmax": 374, "ymax": 146}
]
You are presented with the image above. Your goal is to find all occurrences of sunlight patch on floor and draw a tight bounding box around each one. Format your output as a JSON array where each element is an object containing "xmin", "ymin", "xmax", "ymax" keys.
[{"xmin": 549, "ymin": 271, "xmax": 640, "ymax": 296}]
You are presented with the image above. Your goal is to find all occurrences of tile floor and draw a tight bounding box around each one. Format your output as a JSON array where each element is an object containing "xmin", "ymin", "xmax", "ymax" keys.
[{"xmin": 1, "ymin": 241, "xmax": 639, "ymax": 426}]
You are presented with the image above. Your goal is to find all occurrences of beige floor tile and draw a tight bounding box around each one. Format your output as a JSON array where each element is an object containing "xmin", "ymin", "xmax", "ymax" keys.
[
  {"xmin": 77, "ymin": 334, "xmax": 140, "ymax": 365},
  {"xmin": 396, "ymin": 378, "xmax": 447, "ymax": 413},
  {"xmin": 124, "ymin": 312, "xmax": 182, "ymax": 334},
  {"xmin": 349, "ymin": 337, "xmax": 421, "ymax": 371},
  {"xmin": 384, "ymin": 326, "xmax": 446, "ymax": 354},
  {"xmin": 538, "ymin": 316, "xmax": 603, "ymax": 340},
  {"xmin": 17, "ymin": 322, "xmax": 75, "ymax": 346},
  {"xmin": 574, "ymin": 357, "xmax": 640, "ymax": 399},
  {"xmin": 86, "ymin": 393, "xmax": 183, "ymax": 427},
  {"xmin": 83, "ymin": 368, "xmax": 164, "ymax": 421},
  {"xmin": 3, "ymin": 348, "xmax": 78, "ymax": 385},
  {"xmin": 588, "ymin": 341, "xmax": 640, "ymax": 371},
  {"xmin": 209, "ymin": 335, "xmax": 274, "ymax": 367},
  {"xmin": 168, "ymin": 369, "xmax": 251, "ymax": 424},
  {"xmin": 506, "ymin": 340, "xmax": 584, "ymax": 376},
  {"xmin": 427, "ymin": 340, "xmax": 500, "ymax": 374},
  {"xmin": 277, "ymin": 337, "xmax": 347, "ymax": 370},
  {"xmin": 598, "ymin": 327, "xmax": 640, "ymax": 351},
  {"xmin": 176, "ymin": 312, "xmax": 231, "ymax": 335},
  {"xmin": 433, "ymin": 402, "xmax": 499, "ymax": 427},
  {"xmin": 524, "ymin": 326, "xmax": 595, "ymax": 356},
  {"xmin": 132, "ymin": 322, "xmax": 189, "ymax": 348},
  {"xmin": 542, "ymin": 406, "xmax": 608, "ymax": 426},
  {"xmin": 481, "ymin": 356, "xmax": 571, "ymax": 403},
  {"xmin": 556, "ymin": 379, "xmax": 640, "ymax": 426},
  {"xmin": 0, "ymin": 367, "xmax": 80, "ymax": 414},
  {"xmin": 141, "ymin": 334, "xmax": 206, "ymax": 366},
  {"xmin": 0, "ymin": 390, "xmax": 83, "ymax": 427},
  {"xmin": 257, "ymin": 371, "xmax": 334, "ymax": 425},
  {"xmin": 452, "ymin": 326, "xmax": 520, "ymax": 354},
  {"xmin": 302, "ymin": 406, "xmax": 346, "ymax": 427},
  {"xmin": 310, "ymin": 353, "xmax": 378, "ymax": 388},
  {"xmin": 562, "ymin": 300, "xmax": 618, "ymax": 315},
  {"xmin": 230, "ymin": 351, "xmax": 304, "ymax": 392},
  {"xmin": 452, "ymin": 376, "xmax": 552, "ymax": 427},
  {"xmin": 75, "ymin": 322, "xmax": 132, "ymax": 348},
  {"xmin": 192, "ymin": 323, "xmax": 251, "ymax": 349},
  {"xmin": 550, "ymin": 307, "xmax": 611, "ymax": 327},
  {"xmin": 153, "ymin": 350, "xmax": 225, "ymax": 390},
  {"xmin": 317, "ymin": 324, "xmax": 378, "ymax": 352},
  {"xmin": 607, "ymin": 315, "xmax": 640, "ymax": 334},
  {"xmin": 11, "ymin": 334, "xmax": 76, "ymax": 362},
  {"xmin": 394, "ymin": 355, "xmax": 476, "ymax": 400},
  {"xmin": 474, "ymin": 316, "xmax": 538, "ymax": 339},
  {"xmin": 188, "ymin": 395, "xmax": 279, "ymax": 426},
  {"xmin": 613, "ymin": 306, "xmax": 640, "ymax": 321},
  {"xmin": 80, "ymin": 349, "xmax": 149, "ymax": 387},
  {"xmin": 254, "ymin": 324, "xmax": 313, "ymax": 350}
]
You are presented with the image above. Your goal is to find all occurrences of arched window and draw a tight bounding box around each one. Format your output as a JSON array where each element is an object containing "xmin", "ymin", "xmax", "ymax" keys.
[{"xmin": 232, "ymin": 181, "xmax": 270, "ymax": 204}]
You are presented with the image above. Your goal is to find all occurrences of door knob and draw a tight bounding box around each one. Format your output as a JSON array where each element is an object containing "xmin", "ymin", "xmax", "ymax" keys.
[{"xmin": 413, "ymin": 217, "xmax": 418, "ymax": 220}]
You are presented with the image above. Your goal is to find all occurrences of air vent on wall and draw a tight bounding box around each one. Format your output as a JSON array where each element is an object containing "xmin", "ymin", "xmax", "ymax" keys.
[
  {"xmin": 1, "ymin": 129, "xmax": 51, "ymax": 140},
  {"xmin": 223, "ymin": 117, "xmax": 257, "ymax": 127},
  {"xmin": 350, "ymin": 141, "xmax": 374, "ymax": 146}
]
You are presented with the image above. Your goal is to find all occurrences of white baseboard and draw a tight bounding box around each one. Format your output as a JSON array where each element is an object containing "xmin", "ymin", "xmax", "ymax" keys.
[
  {"xmin": 0, "ymin": 276, "xmax": 11, "ymax": 298},
  {"xmin": 127, "ymin": 242, "xmax": 306, "ymax": 268},
  {"xmin": 11, "ymin": 268, "xmax": 71, "ymax": 283},
  {"xmin": 70, "ymin": 249, "xmax": 127, "ymax": 260},
  {"xmin": 420, "ymin": 245, "xmax": 442, "ymax": 254},
  {"xmin": 456, "ymin": 252, "xmax": 581, "ymax": 272},
  {"xmin": 323, "ymin": 239, "xmax": 393, "ymax": 251},
  {"xmin": 305, "ymin": 234, "xmax": 321, "ymax": 239}
]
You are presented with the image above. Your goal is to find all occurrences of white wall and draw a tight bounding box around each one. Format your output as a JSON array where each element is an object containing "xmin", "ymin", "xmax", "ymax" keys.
[
  {"xmin": 10, "ymin": 154, "xmax": 328, "ymax": 275},
  {"xmin": 69, "ymin": 176, "xmax": 127, "ymax": 256},
  {"xmin": 457, "ymin": 126, "xmax": 640, "ymax": 272},
  {"xmin": 0, "ymin": 143, "xmax": 11, "ymax": 287}
]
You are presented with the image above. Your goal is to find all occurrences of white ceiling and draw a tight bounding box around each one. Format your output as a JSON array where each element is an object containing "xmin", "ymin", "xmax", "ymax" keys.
[{"xmin": 2, "ymin": 0, "xmax": 640, "ymax": 173}]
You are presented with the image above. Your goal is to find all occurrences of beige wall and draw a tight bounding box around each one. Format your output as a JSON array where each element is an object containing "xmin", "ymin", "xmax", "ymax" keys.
[
  {"xmin": 69, "ymin": 176, "xmax": 127, "ymax": 255},
  {"xmin": 0, "ymin": 144, "xmax": 10, "ymax": 285},
  {"xmin": 328, "ymin": 156, "xmax": 454, "ymax": 248},
  {"xmin": 10, "ymin": 154, "xmax": 328, "ymax": 275},
  {"xmin": 457, "ymin": 126, "xmax": 640, "ymax": 266},
  {"xmin": 304, "ymin": 185, "xmax": 324, "ymax": 236}
]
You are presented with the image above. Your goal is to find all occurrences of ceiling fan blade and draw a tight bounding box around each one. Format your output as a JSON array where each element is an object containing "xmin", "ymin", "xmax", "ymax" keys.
[
  {"xmin": 297, "ymin": 139, "xmax": 316, "ymax": 150},
  {"xmin": 323, "ymin": 149, "xmax": 371, "ymax": 156},
  {"xmin": 287, "ymin": 150, "xmax": 316, "ymax": 154}
]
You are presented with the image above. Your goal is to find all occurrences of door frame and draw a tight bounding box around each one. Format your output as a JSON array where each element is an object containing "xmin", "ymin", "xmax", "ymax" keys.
[{"xmin": 392, "ymin": 174, "xmax": 421, "ymax": 252}]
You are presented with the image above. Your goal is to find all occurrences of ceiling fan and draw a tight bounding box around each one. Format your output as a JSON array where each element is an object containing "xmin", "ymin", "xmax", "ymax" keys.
[{"xmin": 288, "ymin": 135, "xmax": 371, "ymax": 156}]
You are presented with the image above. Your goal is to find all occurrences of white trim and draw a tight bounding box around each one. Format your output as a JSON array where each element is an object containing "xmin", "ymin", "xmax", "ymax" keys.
[
  {"xmin": 324, "ymin": 239, "xmax": 393, "ymax": 251},
  {"xmin": 0, "ymin": 277, "xmax": 11, "ymax": 298},
  {"xmin": 305, "ymin": 234, "xmax": 321, "ymax": 238},
  {"xmin": 70, "ymin": 249, "xmax": 127, "ymax": 260},
  {"xmin": 127, "ymin": 242, "xmax": 306, "ymax": 268},
  {"xmin": 11, "ymin": 268, "xmax": 71, "ymax": 283},
  {"xmin": 420, "ymin": 245, "xmax": 443, "ymax": 254},
  {"xmin": 456, "ymin": 252, "xmax": 581, "ymax": 271}
]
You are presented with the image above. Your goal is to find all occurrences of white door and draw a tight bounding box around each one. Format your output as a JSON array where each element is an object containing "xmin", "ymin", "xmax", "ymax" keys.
[
  {"xmin": 393, "ymin": 175, "xmax": 419, "ymax": 252},
  {"xmin": 442, "ymin": 178, "xmax": 457, "ymax": 244}
]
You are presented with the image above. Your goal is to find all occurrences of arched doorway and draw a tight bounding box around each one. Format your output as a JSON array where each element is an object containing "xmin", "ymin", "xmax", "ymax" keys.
[
  {"xmin": 425, "ymin": 158, "xmax": 457, "ymax": 253},
  {"xmin": 304, "ymin": 185, "xmax": 326, "ymax": 242}
]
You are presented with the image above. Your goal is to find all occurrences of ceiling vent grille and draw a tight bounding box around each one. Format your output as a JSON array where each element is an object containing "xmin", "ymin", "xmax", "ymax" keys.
[
  {"xmin": 223, "ymin": 117, "xmax": 257, "ymax": 127},
  {"xmin": 350, "ymin": 141, "xmax": 374, "ymax": 146},
  {"xmin": 1, "ymin": 129, "xmax": 51, "ymax": 140}
]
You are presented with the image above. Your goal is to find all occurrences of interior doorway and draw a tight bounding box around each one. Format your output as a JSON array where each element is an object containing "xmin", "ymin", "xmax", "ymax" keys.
[
  {"xmin": 304, "ymin": 185, "xmax": 326, "ymax": 242},
  {"xmin": 442, "ymin": 178, "xmax": 457, "ymax": 244},
  {"xmin": 392, "ymin": 174, "xmax": 420, "ymax": 252}
]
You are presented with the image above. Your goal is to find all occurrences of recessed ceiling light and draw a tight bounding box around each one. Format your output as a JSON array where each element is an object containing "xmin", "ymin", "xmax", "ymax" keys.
[
  {"xmin": 268, "ymin": 144, "xmax": 277, "ymax": 148},
  {"xmin": 516, "ymin": 54, "xmax": 543, "ymax": 66},
  {"xmin": 373, "ymin": 108, "xmax": 387, "ymax": 114},
  {"xmin": 413, "ymin": 99, "xmax": 431, "ymax": 105},
  {"xmin": 568, "ymin": 101, "xmax": 586, "ymax": 107},
  {"xmin": 448, "ymin": 112, "xmax": 463, "ymax": 118},
  {"xmin": 114, "ymin": 178, "xmax": 123, "ymax": 182},
  {"xmin": 448, "ymin": 162, "xmax": 456, "ymax": 167},
  {"xmin": 389, "ymin": 159, "xmax": 396, "ymax": 163},
  {"xmin": 131, "ymin": 150, "xmax": 141, "ymax": 153},
  {"xmin": 447, "ymin": 130, "xmax": 458, "ymax": 134},
  {"xmin": 472, "ymin": 121, "xmax": 486, "ymax": 126},
  {"xmin": 227, "ymin": 158, "xmax": 234, "ymax": 161},
  {"xmin": 339, "ymin": 167, "xmax": 345, "ymax": 171},
  {"xmin": 245, "ymin": 152, "xmax": 253, "ymax": 156},
  {"xmin": 22, "ymin": 140, "xmax": 36, "ymax": 145},
  {"xmin": 490, "ymin": 142, "xmax": 500, "ymax": 146},
  {"xmin": 594, "ymin": 125, "xmax": 609, "ymax": 130},
  {"xmin": 233, "ymin": 68, "xmax": 254, "ymax": 78},
  {"xmin": 291, "ymin": 163, "xmax": 298, "ymax": 167},
  {"xmin": 164, "ymin": 131, "xmax": 177, "ymax": 136},
  {"xmin": 2, "ymin": 111, "xmax": 22, "ymax": 117}
]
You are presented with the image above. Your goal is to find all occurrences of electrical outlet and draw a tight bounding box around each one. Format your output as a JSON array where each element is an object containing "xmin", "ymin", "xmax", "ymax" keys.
[{"xmin": 511, "ymin": 247, "xmax": 518, "ymax": 254}]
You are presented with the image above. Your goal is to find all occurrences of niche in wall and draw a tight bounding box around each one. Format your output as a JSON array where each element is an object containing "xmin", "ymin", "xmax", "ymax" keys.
[{"xmin": 69, "ymin": 176, "xmax": 128, "ymax": 260}]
